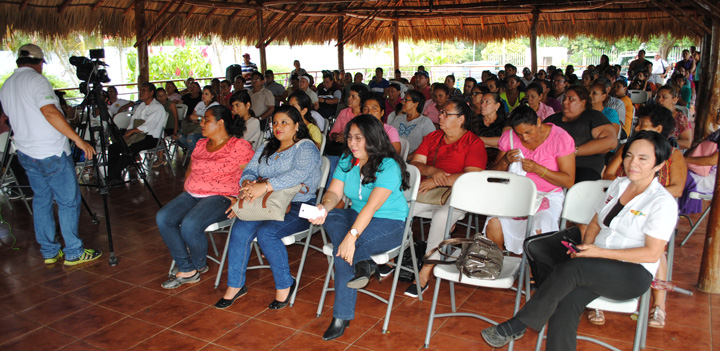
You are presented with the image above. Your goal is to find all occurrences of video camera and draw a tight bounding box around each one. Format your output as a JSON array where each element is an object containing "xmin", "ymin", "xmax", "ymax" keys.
[{"xmin": 70, "ymin": 49, "xmax": 110, "ymax": 94}]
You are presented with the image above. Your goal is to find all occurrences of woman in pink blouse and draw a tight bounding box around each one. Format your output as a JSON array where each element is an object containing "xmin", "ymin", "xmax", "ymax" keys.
[
  {"xmin": 486, "ymin": 105, "xmax": 576, "ymax": 254},
  {"xmin": 156, "ymin": 105, "xmax": 254, "ymax": 289},
  {"xmin": 361, "ymin": 92, "xmax": 402, "ymax": 154},
  {"xmin": 526, "ymin": 82, "xmax": 555, "ymax": 121}
]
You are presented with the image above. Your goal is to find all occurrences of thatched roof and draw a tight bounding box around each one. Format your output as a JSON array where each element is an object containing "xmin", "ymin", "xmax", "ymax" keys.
[{"xmin": 0, "ymin": 1, "xmax": 711, "ymax": 46}]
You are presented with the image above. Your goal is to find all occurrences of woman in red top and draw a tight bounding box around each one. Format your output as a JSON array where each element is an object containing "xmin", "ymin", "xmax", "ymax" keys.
[
  {"xmin": 404, "ymin": 100, "xmax": 487, "ymax": 298},
  {"xmin": 156, "ymin": 105, "xmax": 254, "ymax": 289}
]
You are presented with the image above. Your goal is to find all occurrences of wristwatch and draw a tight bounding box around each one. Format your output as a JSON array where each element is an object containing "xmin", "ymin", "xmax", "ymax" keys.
[{"xmin": 349, "ymin": 228, "xmax": 359, "ymax": 237}]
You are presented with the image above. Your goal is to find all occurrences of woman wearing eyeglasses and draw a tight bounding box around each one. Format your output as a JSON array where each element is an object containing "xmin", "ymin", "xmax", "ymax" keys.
[
  {"xmin": 404, "ymin": 100, "xmax": 487, "ymax": 298},
  {"xmin": 361, "ymin": 92, "xmax": 401, "ymax": 154},
  {"xmin": 388, "ymin": 90, "xmax": 435, "ymax": 155}
]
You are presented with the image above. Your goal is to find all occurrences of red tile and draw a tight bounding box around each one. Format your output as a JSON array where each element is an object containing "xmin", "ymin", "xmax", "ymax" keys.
[
  {"xmin": 198, "ymin": 344, "xmax": 234, "ymax": 351},
  {"xmin": 128, "ymin": 329, "xmax": 208, "ymax": 351},
  {"xmin": 57, "ymin": 340, "xmax": 105, "ymax": 351},
  {"xmin": 215, "ymin": 319, "xmax": 295, "ymax": 350},
  {"xmin": 83, "ymin": 316, "xmax": 164, "ymax": 350},
  {"xmin": 111, "ymin": 262, "xmax": 171, "ymax": 285},
  {"xmin": 380, "ymin": 297, "xmax": 452, "ymax": 331},
  {"xmin": 67, "ymin": 277, "xmax": 135, "ymax": 303},
  {"xmin": 353, "ymin": 321, "xmax": 427, "ymax": 351},
  {"xmin": 0, "ymin": 285, "xmax": 60, "ymax": 313},
  {"xmin": 457, "ymin": 287, "xmax": 521, "ymax": 319},
  {"xmin": 0, "ymin": 314, "xmax": 42, "ymax": 341},
  {"xmin": 19, "ymin": 294, "xmax": 89, "ymax": 324},
  {"xmin": 176, "ymin": 278, "xmax": 229, "ymax": 305},
  {"xmin": 0, "ymin": 276, "xmax": 28, "ymax": 297},
  {"xmin": 255, "ymin": 299, "xmax": 324, "ymax": 330},
  {"xmin": 0, "ymin": 326, "xmax": 75, "ymax": 351},
  {"xmin": 132, "ymin": 295, "xmax": 207, "ymax": 327},
  {"xmin": 273, "ymin": 331, "xmax": 349, "ymax": 351},
  {"xmin": 79, "ymin": 256, "xmax": 141, "ymax": 277},
  {"xmin": 99, "ymin": 286, "xmax": 169, "ymax": 315},
  {"xmin": 172, "ymin": 307, "xmax": 248, "ymax": 342},
  {"xmin": 48, "ymin": 304, "xmax": 125, "ymax": 338},
  {"xmin": 41, "ymin": 269, "xmax": 105, "ymax": 293},
  {"xmin": 424, "ymin": 331, "xmax": 492, "ymax": 351},
  {"xmin": 11, "ymin": 264, "xmax": 68, "ymax": 284}
]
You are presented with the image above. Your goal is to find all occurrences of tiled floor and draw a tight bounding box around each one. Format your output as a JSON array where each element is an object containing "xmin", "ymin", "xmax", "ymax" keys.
[{"xmin": 0, "ymin": 160, "xmax": 717, "ymax": 350}]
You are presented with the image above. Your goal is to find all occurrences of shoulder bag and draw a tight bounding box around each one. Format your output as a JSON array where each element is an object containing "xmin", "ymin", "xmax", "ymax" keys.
[
  {"xmin": 231, "ymin": 178, "xmax": 307, "ymax": 221},
  {"xmin": 423, "ymin": 232, "xmax": 504, "ymax": 281}
]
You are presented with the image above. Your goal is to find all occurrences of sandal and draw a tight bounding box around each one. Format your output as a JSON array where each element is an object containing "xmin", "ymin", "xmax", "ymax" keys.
[
  {"xmin": 648, "ymin": 306, "xmax": 666, "ymax": 328},
  {"xmin": 587, "ymin": 309, "xmax": 605, "ymax": 325}
]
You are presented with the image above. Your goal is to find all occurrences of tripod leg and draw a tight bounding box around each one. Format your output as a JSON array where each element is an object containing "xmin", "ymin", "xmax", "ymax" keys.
[
  {"xmin": 101, "ymin": 192, "xmax": 118, "ymax": 266},
  {"xmin": 142, "ymin": 178, "xmax": 163, "ymax": 208},
  {"xmin": 80, "ymin": 195, "xmax": 98, "ymax": 224}
]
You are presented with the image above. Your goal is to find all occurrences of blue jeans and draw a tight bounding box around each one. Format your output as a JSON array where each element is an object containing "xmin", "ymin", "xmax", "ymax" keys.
[
  {"xmin": 177, "ymin": 133, "xmax": 203, "ymax": 155},
  {"xmin": 226, "ymin": 200, "xmax": 314, "ymax": 290},
  {"xmin": 323, "ymin": 209, "xmax": 405, "ymax": 320},
  {"xmin": 17, "ymin": 151, "xmax": 83, "ymax": 260},
  {"xmin": 156, "ymin": 192, "xmax": 231, "ymax": 272}
]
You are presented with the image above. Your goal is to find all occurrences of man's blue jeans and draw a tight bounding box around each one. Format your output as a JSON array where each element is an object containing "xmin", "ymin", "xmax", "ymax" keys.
[
  {"xmin": 156, "ymin": 192, "xmax": 231, "ymax": 272},
  {"xmin": 226, "ymin": 201, "xmax": 313, "ymax": 290},
  {"xmin": 177, "ymin": 133, "xmax": 203, "ymax": 155},
  {"xmin": 17, "ymin": 151, "xmax": 83, "ymax": 260},
  {"xmin": 323, "ymin": 208, "xmax": 405, "ymax": 320}
]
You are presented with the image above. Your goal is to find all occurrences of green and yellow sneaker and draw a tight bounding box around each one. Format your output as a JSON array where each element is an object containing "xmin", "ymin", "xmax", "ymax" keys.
[
  {"xmin": 64, "ymin": 249, "xmax": 103, "ymax": 266},
  {"xmin": 44, "ymin": 250, "xmax": 64, "ymax": 264}
]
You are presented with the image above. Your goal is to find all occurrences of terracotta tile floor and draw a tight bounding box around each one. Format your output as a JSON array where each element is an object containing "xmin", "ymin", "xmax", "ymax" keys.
[{"xmin": 0, "ymin": 160, "xmax": 717, "ymax": 350}]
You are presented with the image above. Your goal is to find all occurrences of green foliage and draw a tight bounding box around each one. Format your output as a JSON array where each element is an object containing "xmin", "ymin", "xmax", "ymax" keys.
[
  {"xmin": 482, "ymin": 38, "xmax": 529, "ymax": 58},
  {"xmin": 127, "ymin": 46, "xmax": 213, "ymax": 86}
]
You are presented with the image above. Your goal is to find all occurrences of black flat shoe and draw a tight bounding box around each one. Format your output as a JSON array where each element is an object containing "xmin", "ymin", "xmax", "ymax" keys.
[
  {"xmin": 268, "ymin": 279, "xmax": 296, "ymax": 310},
  {"xmin": 346, "ymin": 260, "xmax": 379, "ymax": 289},
  {"xmin": 323, "ymin": 317, "xmax": 350, "ymax": 341},
  {"xmin": 214, "ymin": 286, "xmax": 247, "ymax": 309}
]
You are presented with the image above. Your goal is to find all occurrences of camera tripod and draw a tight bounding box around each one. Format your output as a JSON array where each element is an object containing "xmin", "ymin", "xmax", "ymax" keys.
[{"xmin": 73, "ymin": 81, "xmax": 162, "ymax": 266}]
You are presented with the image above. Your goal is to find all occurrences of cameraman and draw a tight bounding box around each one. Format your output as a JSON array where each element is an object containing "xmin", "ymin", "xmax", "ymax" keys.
[{"xmin": 0, "ymin": 44, "xmax": 101, "ymax": 266}]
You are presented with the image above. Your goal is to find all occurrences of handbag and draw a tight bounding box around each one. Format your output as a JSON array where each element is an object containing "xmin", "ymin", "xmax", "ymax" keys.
[
  {"xmin": 230, "ymin": 179, "xmax": 308, "ymax": 221},
  {"xmin": 423, "ymin": 233, "xmax": 504, "ymax": 281},
  {"xmin": 417, "ymin": 136, "xmax": 452, "ymax": 205}
]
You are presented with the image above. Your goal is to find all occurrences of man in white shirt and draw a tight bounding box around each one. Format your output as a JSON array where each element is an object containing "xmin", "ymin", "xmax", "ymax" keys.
[
  {"xmin": 0, "ymin": 44, "xmax": 101, "ymax": 265},
  {"xmin": 107, "ymin": 82, "xmax": 166, "ymax": 183},
  {"xmin": 651, "ymin": 53, "xmax": 669, "ymax": 85},
  {"xmin": 248, "ymin": 72, "xmax": 275, "ymax": 121},
  {"xmin": 107, "ymin": 86, "xmax": 133, "ymax": 116}
]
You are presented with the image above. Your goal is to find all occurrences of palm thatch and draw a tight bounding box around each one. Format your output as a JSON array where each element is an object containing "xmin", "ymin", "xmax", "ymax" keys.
[{"xmin": 0, "ymin": 0, "xmax": 708, "ymax": 45}]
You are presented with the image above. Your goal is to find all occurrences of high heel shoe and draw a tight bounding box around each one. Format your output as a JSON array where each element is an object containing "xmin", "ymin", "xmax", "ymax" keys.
[
  {"xmin": 322, "ymin": 317, "xmax": 350, "ymax": 341},
  {"xmin": 268, "ymin": 279, "xmax": 296, "ymax": 310},
  {"xmin": 346, "ymin": 260, "xmax": 379, "ymax": 289},
  {"xmin": 214, "ymin": 286, "xmax": 247, "ymax": 309}
]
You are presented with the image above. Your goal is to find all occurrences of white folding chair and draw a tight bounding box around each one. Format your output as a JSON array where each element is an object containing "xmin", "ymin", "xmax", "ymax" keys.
[
  {"xmin": 225, "ymin": 157, "xmax": 331, "ymax": 305},
  {"xmin": 534, "ymin": 180, "xmax": 651, "ymax": 351},
  {"xmin": 138, "ymin": 112, "xmax": 175, "ymax": 176},
  {"xmin": 316, "ymin": 164, "xmax": 422, "ymax": 333},
  {"xmin": 424, "ymin": 171, "xmax": 537, "ymax": 350},
  {"xmin": 399, "ymin": 138, "xmax": 410, "ymax": 161},
  {"xmin": 0, "ymin": 132, "xmax": 32, "ymax": 214},
  {"xmin": 628, "ymin": 90, "xmax": 649, "ymax": 105},
  {"xmin": 679, "ymin": 191, "xmax": 712, "ymax": 246},
  {"xmin": 675, "ymin": 105, "xmax": 689, "ymax": 118},
  {"xmin": 175, "ymin": 104, "xmax": 188, "ymax": 122},
  {"xmin": 113, "ymin": 112, "xmax": 133, "ymax": 130},
  {"xmin": 319, "ymin": 132, "xmax": 327, "ymax": 155}
]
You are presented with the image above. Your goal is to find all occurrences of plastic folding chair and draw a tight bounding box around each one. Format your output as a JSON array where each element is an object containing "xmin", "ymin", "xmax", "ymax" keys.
[
  {"xmin": 628, "ymin": 90, "xmax": 649, "ymax": 104},
  {"xmin": 138, "ymin": 112, "xmax": 175, "ymax": 176},
  {"xmin": 316, "ymin": 164, "xmax": 422, "ymax": 333},
  {"xmin": 221, "ymin": 157, "xmax": 331, "ymax": 305},
  {"xmin": 679, "ymin": 191, "xmax": 712, "ymax": 246},
  {"xmin": 399, "ymin": 138, "xmax": 410, "ymax": 161},
  {"xmin": 423, "ymin": 171, "xmax": 538, "ymax": 350},
  {"xmin": 113, "ymin": 112, "xmax": 133, "ymax": 130}
]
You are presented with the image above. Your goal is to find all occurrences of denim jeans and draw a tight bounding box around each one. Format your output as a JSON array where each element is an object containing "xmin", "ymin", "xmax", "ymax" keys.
[
  {"xmin": 17, "ymin": 151, "xmax": 83, "ymax": 260},
  {"xmin": 156, "ymin": 192, "xmax": 231, "ymax": 272},
  {"xmin": 177, "ymin": 133, "xmax": 203, "ymax": 156},
  {"xmin": 226, "ymin": 200, "xmax": 314, "ymax": 290},
  {"xmin": 323, "ymin": 208, "xmax": 405, "ymax": 320}
]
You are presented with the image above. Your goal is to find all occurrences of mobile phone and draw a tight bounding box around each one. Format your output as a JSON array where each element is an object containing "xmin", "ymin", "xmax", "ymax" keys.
[
  {"xmin": 299, "ymin": 203, "xmax": 325, "ymax": 219},
  {"xmin": 561, "ymin": 240, "xmax": 581, "ymax": 253}
]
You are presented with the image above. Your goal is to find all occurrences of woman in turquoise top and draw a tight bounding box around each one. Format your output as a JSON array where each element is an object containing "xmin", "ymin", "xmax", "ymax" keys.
[{"xmin": 309, "ymin": 114, "xmax": 410, "ymax": 341}]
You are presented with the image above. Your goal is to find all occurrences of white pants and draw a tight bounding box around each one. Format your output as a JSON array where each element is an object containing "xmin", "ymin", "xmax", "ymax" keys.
[
  {"xmin": 485, "ymin": 190, "xmax": 564, "ymax": 254},
  {"xmin": 413, "ymin": 202, "xmax": 466, "ymax": 260}
]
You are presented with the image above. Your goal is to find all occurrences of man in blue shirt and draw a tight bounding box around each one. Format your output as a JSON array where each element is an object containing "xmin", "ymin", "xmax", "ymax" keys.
[
  {"xmin": 240, "ymin": 53, "xmax": 258, "ymax": 90},
  {"xmin": 368, "ymin": 67, "xmax": 390, "ymax": 94}
]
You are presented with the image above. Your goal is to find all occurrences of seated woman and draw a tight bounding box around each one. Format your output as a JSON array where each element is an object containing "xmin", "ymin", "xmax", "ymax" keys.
[
  {"xmin": 472, "ymin": 90, "xmax": 509, "ymax": 149},
  {"xmin": 288, "ymin": 90, "xmax": 322, "ymax": 149},
  {"xmin": 308, "ymin": 114, "xmax": 410, "ymax": 341},
  {"xmin": 545, "ymin": 86, "xmax": 617, "ymax": 183},
  {"xmin": 589, "ymin": 82, "xmax": 621, "ymax": 137},
  {"xmin": 526, "ymin": 82, "xmax": 555, "ymax": 121},
  {"xmin": 215, "ymin": 106, "xmax": 321, "ymax": 310},
  {"xmin": 388, "ymin": 90, "xmax": 435, "ymax": 156},
  {"xmin": 500, "ymin": 75, "xmax": 525, "ymax": 113},
  {"xmin": 157, "ymin": 105, "xmax": 253, "ymax": 289},
  {"xmin": 656, "ymin": 84, "xmax": 692, "ymax": 149},
  {"xmin": 679, "ymin": 128, "xmax": 720, "ymax": 215},
  {"xmin": 405, "ymin": 100, "xmax": 487, "ymax": 298},
  {"xmin": 177, "ymin": 85, "xmax": 220, "ymax": 155},
  {"xmin": 361, "ymin": 92, "xmax": 402, "ymax": 154},
  {"xmin": 229, "ymin": 90, "xmax": 262, "ymax": 149},
  {"xmin": 486, "ymin": 105, "xmax": 576, "ymax": 254},
  {"xmin": 602, "ymin": 104, "xmax": 687, "ymax": 328},
  {"xmin": 482, "ymin": 130, "xmax": 678, "ymax": 350},
  {"xmin": 165, "ymin": 81, "xmax": 182, "ymax": 104},
  {"xmin": 156, "ymin": 87, "xmax": 179, "ymax": 137}
]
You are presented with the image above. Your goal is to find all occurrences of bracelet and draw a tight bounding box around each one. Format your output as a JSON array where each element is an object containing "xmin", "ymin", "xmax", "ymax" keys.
[{"xmin": 540, "ymin": 167, "xmax": 547, "ymax": 178}]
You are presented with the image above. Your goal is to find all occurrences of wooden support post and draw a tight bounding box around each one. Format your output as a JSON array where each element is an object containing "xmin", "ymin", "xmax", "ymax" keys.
[
  {"xmin": 695, "ymin": 15, "xmax": 714, "ymax": 140},
  {"xmin": 135, "ymin": 0, "xmax": 149, "ymax": 84},
  {"xmin": 257, "ymin": 9, "xmax": 267, "ymax": 74},
  {"xmin": 393, "ymin": 20, "xmax": 400, "ymax": 73},
  {"xmin": 699, "ymin": 19, "xmax": 720, "ymax": 293},
  {"xmin": 530, "ymin": 10, "xmax": 539, "ymax": 73},
  {"xmin": 338, "ymin": 16, "xmax": 345, "ymax": 72}
]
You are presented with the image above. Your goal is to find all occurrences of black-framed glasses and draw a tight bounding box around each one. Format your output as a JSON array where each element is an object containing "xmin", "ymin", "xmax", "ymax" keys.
[{"xmin": 438, "ymin": 110, "xmax": 461, "ymax": 117}]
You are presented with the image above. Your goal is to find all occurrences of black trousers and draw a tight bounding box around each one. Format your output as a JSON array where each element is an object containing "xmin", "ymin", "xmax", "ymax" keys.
[
  {"xmin": 575, "ymin": 167, "xmax": 601, "ymax": 183},
  {"xmin": 107, "ymin": 135, "xmax": 158, "ymax": 180},
  {"xmin": 518, "ymin": 231, "xmax": 653, "ymax": 350}
]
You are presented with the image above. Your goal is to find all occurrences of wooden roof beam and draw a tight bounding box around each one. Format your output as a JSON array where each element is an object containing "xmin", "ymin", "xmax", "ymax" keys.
[
  {"xmin": 687, "ymin": 0, "xmax": 720, "ymax": 23},
  {"xmin": 92, "ymin": 0, "xmax": 105, "ymax": 12},
  {"xmin": 19, "ymin": 0, "xmax": 29, "ymax": 11},
  {"xmin": 663, "ymin": 0, "xmax": 709, "ymax": 33},
  {"xmin": 648, "ymin": 0, "xmax": 705, "ymax": 37},
  {"xmin": 257, "ymin": 1, "xmax": 306, "ymax": 47},
  {"xmin": 58, "ymin": 0, "xmax": 72, "ymax": 14},
  {"xmin": 337, "ymin": 8, "xmax": 383, "ymax": 46}
]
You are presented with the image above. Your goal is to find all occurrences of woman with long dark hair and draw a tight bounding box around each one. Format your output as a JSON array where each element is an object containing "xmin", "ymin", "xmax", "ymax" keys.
[
  {"xmin": 157, "ymin": 105, "xmax": 253, "ymax": 289},
  {"xmin": 215, "ymin": 106, "xmax": 321, "ymax": 311},
  {"xmin": 229, "ymin": 90, "xmax": 261, "ymax": 149},
  {"xmin": 309, "ymin": 114, "xmax": 410, "ymax": 341}
]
